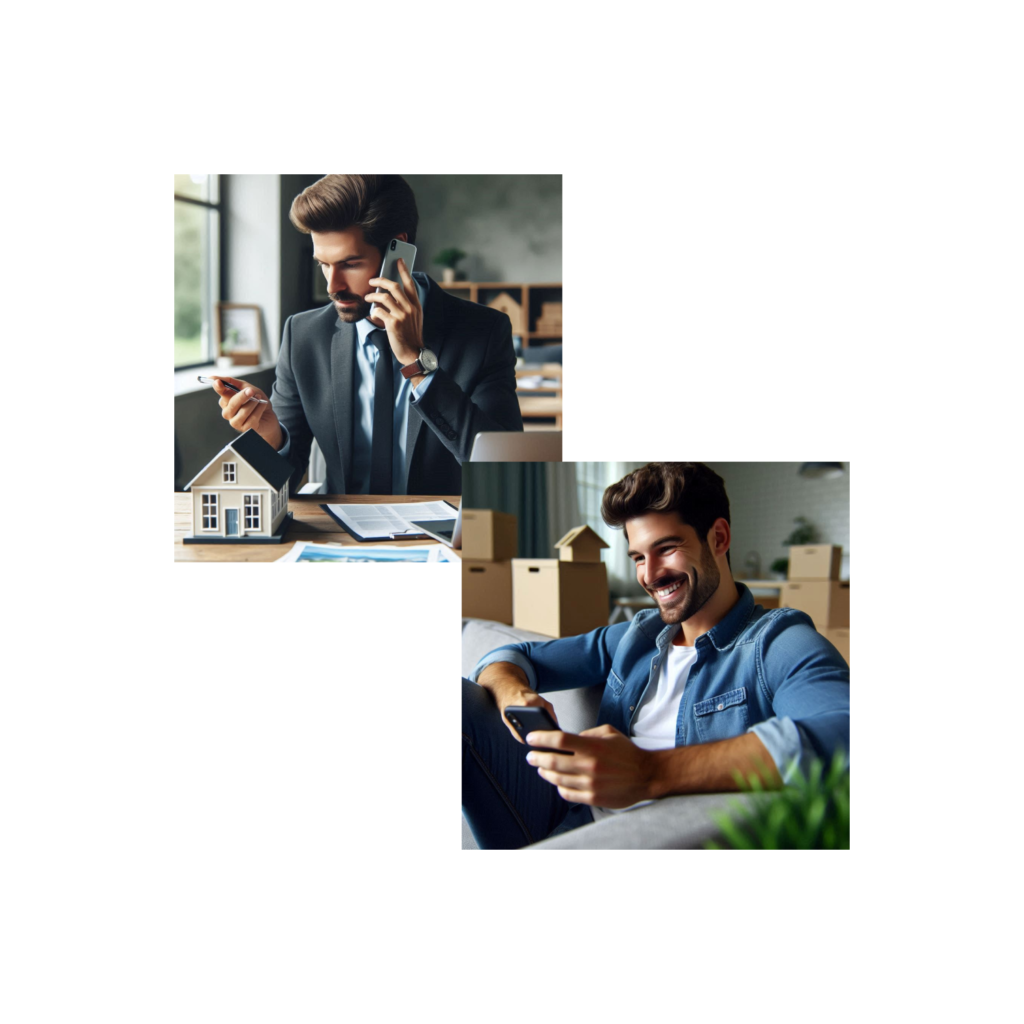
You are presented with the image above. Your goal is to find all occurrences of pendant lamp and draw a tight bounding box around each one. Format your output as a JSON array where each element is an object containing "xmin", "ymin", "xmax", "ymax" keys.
[{"xmin": 799, "ymin": 463, "xmax": 844, "ymax": 479}]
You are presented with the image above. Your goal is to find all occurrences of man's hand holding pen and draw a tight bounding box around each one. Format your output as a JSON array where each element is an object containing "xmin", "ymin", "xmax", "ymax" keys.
[{"xmin": 211, "ymin": 376, "xmax": 284, "ymax": 450}]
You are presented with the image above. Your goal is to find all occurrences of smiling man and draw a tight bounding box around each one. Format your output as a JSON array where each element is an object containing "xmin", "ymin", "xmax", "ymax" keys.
[
  {"xmin": 626, "ymin": 507, "xmax": 741, "ymax": 643},
  {"xmin": 462, "ymin": 462, "xmax": 850, "ymax": 849},
  {"xmin": 211, "ymin": 174, "xmax": 523, "ymax": 495}
]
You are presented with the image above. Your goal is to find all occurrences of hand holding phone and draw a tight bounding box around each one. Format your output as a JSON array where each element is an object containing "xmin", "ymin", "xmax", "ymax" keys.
[
  {"xmin": 371, "ymin": 238, "xmax": 417, "ymax": 318},
  {"xmin": 504, "ymin": 706, "xmax": 574, "ymax": 756}
]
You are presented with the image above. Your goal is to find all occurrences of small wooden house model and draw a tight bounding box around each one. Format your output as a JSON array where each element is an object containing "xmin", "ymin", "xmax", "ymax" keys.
[
  {"xmin": 554, "ymin": 525, "xmax": 608, "ymax": 562},
  {"xmin": 486, "ymin": 291, "xmax": 524, "ymax": 334},
  {"xmin": 183, "ymin": 429, "xmax": 293, "ymax": 544}
]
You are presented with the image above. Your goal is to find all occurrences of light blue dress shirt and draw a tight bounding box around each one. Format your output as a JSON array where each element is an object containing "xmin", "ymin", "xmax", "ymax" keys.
[{"xmin": 278, "ymin": 271, "xmax": 435, "ymax": 494}]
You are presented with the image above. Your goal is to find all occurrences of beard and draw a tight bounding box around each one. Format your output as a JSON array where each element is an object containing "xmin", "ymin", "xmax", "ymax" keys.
[
  {"xmin": 648, "ymin": 543, "xmax": 721, "ymax": 625},
  {"xmin": 330, "ymin": 290, "xmax": 374, "ymax": 323}
]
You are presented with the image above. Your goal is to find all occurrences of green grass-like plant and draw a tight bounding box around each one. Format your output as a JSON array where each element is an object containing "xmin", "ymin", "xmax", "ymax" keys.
[{"xmin": 705, "ymin": 750, "xmax": 850, "ymax": 849}]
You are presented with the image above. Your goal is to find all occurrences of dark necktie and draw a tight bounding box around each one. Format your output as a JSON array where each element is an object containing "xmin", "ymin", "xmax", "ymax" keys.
[{"xmin": 368, "ymin": 329, "xmax": 394, "ymax": 494}]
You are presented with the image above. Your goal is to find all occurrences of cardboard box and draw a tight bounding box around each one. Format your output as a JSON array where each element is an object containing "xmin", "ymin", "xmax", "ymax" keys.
[
  {"xmin": 788, "ymin": 544, "xmax": 842, "ymax": 580},
  {"xmin": 461, "ymin": 509, "xmax": 518, "ymax": 562},
  {"xmin": 781, "ymin": 580, "xmax": 850, "ymax": 628},
  {"xmin": 820, "ymin": 627, "xmax": 850, "ymax": 665},
  {"xmin": 512, "ymin": 559, "xmax": 608, "ymax": 638},
  {"xmin": 462, "ymin": 560, "xmax": 513, "ymax": 625}
]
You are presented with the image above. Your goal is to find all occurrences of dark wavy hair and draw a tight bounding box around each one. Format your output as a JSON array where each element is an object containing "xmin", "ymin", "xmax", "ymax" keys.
[
  {"xmin": 601, "ymin": 462, "xmax": 731, "ymax": 566},
  {"xmin": 289, "ymin": 174, "xmax": 419, "ymax": 256}
]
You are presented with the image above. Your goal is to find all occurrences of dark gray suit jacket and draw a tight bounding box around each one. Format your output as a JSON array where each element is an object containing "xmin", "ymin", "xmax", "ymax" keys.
[{"xmin": 269, "ymin": 276, "xmax": 523, "ymax": 495}]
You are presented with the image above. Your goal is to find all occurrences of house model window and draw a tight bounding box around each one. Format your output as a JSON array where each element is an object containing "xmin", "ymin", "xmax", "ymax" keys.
[
  {"xmin": 201, "ymin": 494, "xmax": 218, "ymax": 530},
  {"xmin": 223, "ymin": 462, "xmax": 236, "ymax": 483},
  {"xmin": 244, "ymin": 494, "xmax": 261, "ymax": 531}
]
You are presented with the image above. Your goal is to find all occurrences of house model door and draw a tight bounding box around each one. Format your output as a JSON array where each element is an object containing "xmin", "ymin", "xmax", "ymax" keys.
[{"xmin": 225, "ymin": 508, "xmax": 239, "ymax": 536}]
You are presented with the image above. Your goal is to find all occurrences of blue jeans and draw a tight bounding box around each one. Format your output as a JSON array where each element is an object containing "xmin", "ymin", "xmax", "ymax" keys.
[{"xmin": 462, "ymin": 678, "xmax": 594, "ymax": 849}]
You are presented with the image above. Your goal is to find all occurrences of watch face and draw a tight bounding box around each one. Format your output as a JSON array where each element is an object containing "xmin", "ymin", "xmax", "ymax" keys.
[{"xmin": 420, "ymin": 348, "xmax": 439, "ymax": 372}]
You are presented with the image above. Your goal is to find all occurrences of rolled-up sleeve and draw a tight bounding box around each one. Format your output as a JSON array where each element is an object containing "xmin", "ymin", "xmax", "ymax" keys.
[
  {"xmin": 752, "ymin": 613, "xmax": 850, "ymax": 778},
  {"xmin": 470, "ymin": 622, "xmax": 630, "ymax": 694}
]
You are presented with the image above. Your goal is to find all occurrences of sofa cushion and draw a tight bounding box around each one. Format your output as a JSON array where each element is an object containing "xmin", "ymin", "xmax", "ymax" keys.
[{"xmin": 461, "ymin": 619, "xmax": 555, "ymax": 676}]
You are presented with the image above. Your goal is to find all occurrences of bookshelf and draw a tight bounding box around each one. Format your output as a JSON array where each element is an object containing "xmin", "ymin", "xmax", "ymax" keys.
[{"xmin": 438, "ymin": 282, "xmax": 562, "ymax": 349}]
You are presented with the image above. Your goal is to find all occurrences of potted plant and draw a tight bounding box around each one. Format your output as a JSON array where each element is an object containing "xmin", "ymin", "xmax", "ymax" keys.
[
  {"xmin": 705, "ymin": 750, "xmax": 850, "ymax": 850},
  {"xmin": 434, "ymin": 247, "xmax": 467, "ymax": 283},
  {"xmin": 771, "ymin": 516, "xmax": 819, "ymax": 578}
]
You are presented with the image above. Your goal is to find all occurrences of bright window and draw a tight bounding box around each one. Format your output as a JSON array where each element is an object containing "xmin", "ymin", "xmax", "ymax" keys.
[{"xmin": 175, "ymin": 175, "xmax": 220, "ymax": 368}]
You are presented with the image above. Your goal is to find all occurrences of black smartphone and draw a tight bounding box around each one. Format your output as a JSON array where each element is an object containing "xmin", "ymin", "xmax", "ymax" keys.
[{"xmin": 504, "ymin": 706, "xmax": 573, "ymax": 755}]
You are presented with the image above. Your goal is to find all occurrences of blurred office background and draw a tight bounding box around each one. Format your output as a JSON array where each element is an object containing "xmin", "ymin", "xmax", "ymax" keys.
[
  {"xmin": 174, "ymin": 174, "xmax": 562, "ymax": 491},
  {"xmin": 462, "ymin": 461, "xmax": 850, "ymax": 599}
]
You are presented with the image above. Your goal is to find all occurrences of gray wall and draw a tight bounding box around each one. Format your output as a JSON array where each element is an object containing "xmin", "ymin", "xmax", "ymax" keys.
[
  {"xmin": 705, "ymin": 463, "xmax": 851, "ymax": 580},
  {"xmin": 404, "ymin": 174, "xmax": 562, "ymax": 282}
]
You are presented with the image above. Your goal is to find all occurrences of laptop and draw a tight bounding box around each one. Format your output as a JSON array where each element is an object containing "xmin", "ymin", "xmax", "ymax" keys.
[
  {"xmin": 406, "ymin": 503, "xmax": 462, "ymax": 549},
  {"xmin": 468, "ymin": 431, "xmax": 562, "ymax": 462}
]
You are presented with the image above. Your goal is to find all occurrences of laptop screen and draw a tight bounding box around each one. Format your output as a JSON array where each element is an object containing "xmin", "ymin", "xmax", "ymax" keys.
[{"xmin": 409, "ymin": 519, "xmax": 457, "ymax": 543}]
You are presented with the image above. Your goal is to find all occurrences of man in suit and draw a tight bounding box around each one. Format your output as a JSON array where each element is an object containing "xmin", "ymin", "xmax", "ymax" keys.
[{"xmin": 212, "ymin": 174, "xmax": 523, "ymax": 494}]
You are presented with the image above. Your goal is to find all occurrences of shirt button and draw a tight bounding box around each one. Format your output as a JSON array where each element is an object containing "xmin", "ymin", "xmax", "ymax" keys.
[
  {"xmin": 629, "ymin": 706, "xmax": 634, "ymax": 711},
  {"xmin": 717, "ymin": 703, "xmax": 724, "ymax": 710}
]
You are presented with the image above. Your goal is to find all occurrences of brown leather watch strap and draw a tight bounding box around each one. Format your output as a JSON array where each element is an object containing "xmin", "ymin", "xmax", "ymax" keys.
[{"xmin": 400, "ymin": 358, "xmax": 423, "ymax": 380}]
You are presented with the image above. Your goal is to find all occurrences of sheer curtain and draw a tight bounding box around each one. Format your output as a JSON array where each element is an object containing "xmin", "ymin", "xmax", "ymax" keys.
[{"xmin": 575, "ymin": 462, "xmax": 647, "ymax": 597}]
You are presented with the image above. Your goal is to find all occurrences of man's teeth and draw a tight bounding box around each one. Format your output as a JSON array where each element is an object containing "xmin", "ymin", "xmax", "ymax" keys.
[{"xmin": 655, "ymin": 580, "xmax": 684, "ymax": 599}]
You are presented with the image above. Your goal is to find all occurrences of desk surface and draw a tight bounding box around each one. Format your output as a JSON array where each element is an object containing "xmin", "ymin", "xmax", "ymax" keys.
[{"xmin": 174, "ymin": 493, "xmax": 460, "ymax": 562}]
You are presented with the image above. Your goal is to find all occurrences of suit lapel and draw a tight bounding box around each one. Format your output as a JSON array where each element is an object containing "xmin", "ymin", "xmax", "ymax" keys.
[
  {"xmin": 404, "ymin": 276, "xmax": 446, "ymax": 488},
  {"xmin": 330, "ymin": 319, "xmax": 355, "ymax": 492}
]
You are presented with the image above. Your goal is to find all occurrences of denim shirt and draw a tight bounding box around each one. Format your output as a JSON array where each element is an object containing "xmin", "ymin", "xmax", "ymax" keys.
[{"xmin": 471, "ymin": 583, "xmax": 850, "ymax": 783}]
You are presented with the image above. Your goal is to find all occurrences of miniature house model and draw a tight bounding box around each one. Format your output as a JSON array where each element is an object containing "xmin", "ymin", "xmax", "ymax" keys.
[
  {"xmin": 486, "ymin": 291, "xmax": 524, "ymax": 334},
  {"xmin": 512, "ymin": 525, "xmax": 610, "ymax": 638},
  {"xmin": 554, "ymin": 525, "xmax": 608, "ymax": 562},
  {"xmin": 183, "ymin": 429, "xmax": 293, "ymax": 544}
]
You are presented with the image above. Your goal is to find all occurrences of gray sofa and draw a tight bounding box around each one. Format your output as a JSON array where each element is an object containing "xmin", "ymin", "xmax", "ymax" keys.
[{"xmin": 462, "ymin": 618, "xmax": 754, "ymax": 850}]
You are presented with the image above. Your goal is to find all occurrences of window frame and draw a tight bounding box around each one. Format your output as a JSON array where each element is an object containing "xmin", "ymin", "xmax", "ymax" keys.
[
  {"xmin": 201, "ymin": 493, "xmax": 219, "ymax": 531},
  {"xmin": 174, "ymin": 175, "xmax": 225, "ymax": 371},
  {"xmin": 244, "ymin": 493, "xmax": 261, "ymax": 532}
]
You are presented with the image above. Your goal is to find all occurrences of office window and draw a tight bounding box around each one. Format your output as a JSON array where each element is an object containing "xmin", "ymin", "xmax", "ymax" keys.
[
  {"xmin": 244, "ymin": 494, "xmax": 261, "ymax": 531},
  {"xmin": 175, "ymin": 175, "xmax": 220, "ymax": 368},
  {"xmin": 223, "ymin": 462, "xmax": 236, "ymax": 483},
  {"xmin": 201, "ymin": 493, "xmax": 218, "ymax": 530}
]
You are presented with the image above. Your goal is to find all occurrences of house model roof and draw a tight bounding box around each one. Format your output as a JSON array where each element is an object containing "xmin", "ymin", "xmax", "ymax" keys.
[
  {"xmin": 554, "ymin": 525, "xmax": 609, "ymax": 550},
  {"xmin": 183, "ymin": 429, "xmax": 292, "ymax": 492}
]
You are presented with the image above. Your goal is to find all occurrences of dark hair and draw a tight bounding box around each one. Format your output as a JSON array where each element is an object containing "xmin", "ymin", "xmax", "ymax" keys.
[
  {"xmin": 601, "ymin": 462, "xmax": 731, "ymax": 566},
  {"xmin": 289, "ymin": 175, "xmax": 419, "ymax": 255}
]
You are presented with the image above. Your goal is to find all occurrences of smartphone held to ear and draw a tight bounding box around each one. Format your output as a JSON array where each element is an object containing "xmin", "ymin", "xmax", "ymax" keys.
[
  {"xmin": 504, "ymin": 706, "xmax": 574, "ymax": 755},
  {"xmin": 371, "ymin": 238, "xmax": 417, "ymax": 317}
]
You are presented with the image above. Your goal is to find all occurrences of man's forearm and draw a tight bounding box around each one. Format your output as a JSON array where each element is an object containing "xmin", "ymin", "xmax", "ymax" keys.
[
  {"xmin": 476, "ymin": 661, "xmax": 531, "ymax": 696},
  {"xmin": 648, "ymin": 731, "xmax": 783, "ymax": 798}
]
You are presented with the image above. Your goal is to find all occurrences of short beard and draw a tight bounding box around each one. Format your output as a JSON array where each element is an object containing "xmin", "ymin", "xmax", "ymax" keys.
[
  {"xmin": 659, "ymin": 552, "xmax": 716, "ymax": 622},
  {"xmin": 331, "ymin": 295, "xmax": 373, "ymax": 323}
]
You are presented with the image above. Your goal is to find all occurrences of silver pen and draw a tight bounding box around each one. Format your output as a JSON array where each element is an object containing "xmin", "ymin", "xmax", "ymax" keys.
[{"xmin": 197, "ymin": 376, "xmax": 269, "ymax": 404}]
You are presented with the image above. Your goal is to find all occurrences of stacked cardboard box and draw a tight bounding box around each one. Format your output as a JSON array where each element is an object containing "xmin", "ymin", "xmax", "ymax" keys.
[
  {"xmin": 780, "ymin": 544, "xmax": 850, "ymax": 629},
  {"xmin": 461, "ymin": 509, "xmax": 518, "ymax": 624},
  {"xmin": 512, "ymin": 526, "xmax": 610, "ymax": 638}
]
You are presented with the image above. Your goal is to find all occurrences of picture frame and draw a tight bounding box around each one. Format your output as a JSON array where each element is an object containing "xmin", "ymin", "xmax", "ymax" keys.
[
  {"xmin": 311, "ymin": 259, "xmax": 331, "ymax": 304},
  {"xmin": 216, "ymin": 303, "xmax": 262, "ymax": 366}
]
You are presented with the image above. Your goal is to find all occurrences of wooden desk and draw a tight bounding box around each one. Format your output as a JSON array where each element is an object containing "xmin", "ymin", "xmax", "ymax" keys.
[
  {"xmin": 174, "ymin": 493, "xmax": 460, "ymax": 562},
  {"xmin": 517, "ymin": 394, "xmax": 562, "ymax": 429}
]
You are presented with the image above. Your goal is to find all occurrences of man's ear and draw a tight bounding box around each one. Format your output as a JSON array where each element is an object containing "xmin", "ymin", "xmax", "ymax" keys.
[
  {"xmin": 395, "ymin": 232, "xmax": 408, "ymax": 243},
  {"xmin": 708, "ymin": 517, "xmax": 731, "ymax": 558}
]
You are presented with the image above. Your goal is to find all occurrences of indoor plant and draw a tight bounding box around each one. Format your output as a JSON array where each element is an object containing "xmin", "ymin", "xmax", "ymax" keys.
[
  {"xmin": 705, "ymin": 750, "xmax": 850, "ymax": 850},
  {"xmin": 771, "ymin": 516, "xmax": 820, "ymax": 578},
  {"xmin": 434, "ymin": 247, "xmax": 467, "ymax": 283}
]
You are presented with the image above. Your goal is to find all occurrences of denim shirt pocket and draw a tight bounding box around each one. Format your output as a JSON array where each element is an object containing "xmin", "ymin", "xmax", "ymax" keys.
[
  {"xmin": 606, "ymin": 668, "xmax": 626, "ymax": 696},
  {"xmin": 693, "ymin": 686, "xmax": 749, "ymax": 744}
]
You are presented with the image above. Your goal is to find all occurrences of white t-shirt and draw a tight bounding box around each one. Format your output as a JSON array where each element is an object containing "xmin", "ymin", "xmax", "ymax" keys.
[{"xmin": 591, "ymin": 642, "xmax": 698, "ymax": 819}]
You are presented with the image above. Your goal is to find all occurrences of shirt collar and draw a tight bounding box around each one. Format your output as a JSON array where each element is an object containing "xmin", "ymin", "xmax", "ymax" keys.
[
  {"xmin": 654, "ymin": 581, "xmax": 756, "ymax": 650},
  {"xmin": 354, "ymin": 272, "xmax": 430, "ymax": 346}
]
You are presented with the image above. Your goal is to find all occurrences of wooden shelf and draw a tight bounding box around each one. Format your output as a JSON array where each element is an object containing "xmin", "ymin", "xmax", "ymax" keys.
[{"xmin": 438, "ymin": 281, "xmax": 561, "ymax": 348}]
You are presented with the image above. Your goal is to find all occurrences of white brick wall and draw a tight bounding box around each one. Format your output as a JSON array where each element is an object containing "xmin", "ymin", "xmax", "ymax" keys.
[{"xmin": 705, "ymin": 463, "xmax": 851, "ymax": 580}]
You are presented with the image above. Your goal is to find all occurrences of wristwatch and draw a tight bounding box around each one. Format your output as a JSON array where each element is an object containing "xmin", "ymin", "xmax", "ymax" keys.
[{"xmin": 400, "ymin": 347, "xmax": 439, "ymax": 379}]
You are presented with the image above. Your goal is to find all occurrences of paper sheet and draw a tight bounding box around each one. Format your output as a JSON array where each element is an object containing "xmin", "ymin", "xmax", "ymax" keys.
[
  {"xmin": 323, "ymin": 500, "xmax": 456, "ymax": 540},
  {"xmin": 276, "ymin": 542, "xmax": 453, "ymax": 563}
]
